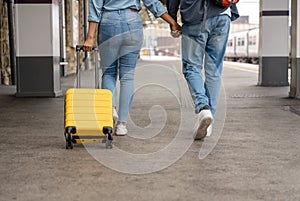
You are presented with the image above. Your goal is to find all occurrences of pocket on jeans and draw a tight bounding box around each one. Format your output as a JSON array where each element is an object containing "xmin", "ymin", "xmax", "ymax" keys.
[
  {"xmin": 127, "ymin": 18, "xmax": 143, "ymax": 46},
  {"xmin": 127, "ymin": 16, "xmax": 143, "ymax": 31},
  {"xmin": 99, "ymin": 23, "xmax": 116, "ymax": 43},
  {"xmin": 214, "ymin": 16, "xmax": 230, "ymax": 35}
]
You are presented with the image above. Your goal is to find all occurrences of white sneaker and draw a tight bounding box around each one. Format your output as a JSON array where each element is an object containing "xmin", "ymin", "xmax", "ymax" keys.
[
  {"xmin": 113, "ymin": 108, "xmax": 118, "ymax": 122},
  {"xmin": 115, "ymin": 124, "xmax": 128, "ymax": 136},
  {"xmin": 194, "ymin": 109, "xmax": 213, "ymax": 140}
]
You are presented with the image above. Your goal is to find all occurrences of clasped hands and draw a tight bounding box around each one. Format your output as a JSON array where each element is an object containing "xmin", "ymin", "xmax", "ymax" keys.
[
  {"xmin": 83, "ymin": 23, "xmax": 182, "ymax": 52},
  {"xmin": 170, "ymin": 23, "xmax": 182, "ymax": 38}
]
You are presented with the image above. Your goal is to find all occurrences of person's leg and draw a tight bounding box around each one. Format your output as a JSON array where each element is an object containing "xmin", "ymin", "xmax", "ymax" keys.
[
  {"xmin": 204, "ymin": 15, "xmax": 230, "ymax": 116},
  {"xmin": 101, "ymin": 60, "xmax": 118, "ymax": 108},
  {"xmin": 182, "ymin": 23, "xmax": 209, "ymax": 114},
  {"xmin": 117, "ymin": 11, "xmax": 143, "ymax": 123},
  {"xmin": 115, "ymin": 10, "xmax": 143, "ymax": 135},
  {"xmin": 98, "ymin": 11, "xmax": 122, "ymax": 108},
  {"xmin": 182, "ymin": 23, "xmax": 213, "ymax": 140},
  {"xmin": 117, "ymin": 50, "xmax": 140, "ymax": 123}
]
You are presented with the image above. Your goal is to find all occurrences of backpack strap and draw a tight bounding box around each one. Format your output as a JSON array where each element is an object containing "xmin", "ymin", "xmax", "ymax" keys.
[{"xmin": 215, "ymin": 0, "xmax": 239, "ymax": 7}]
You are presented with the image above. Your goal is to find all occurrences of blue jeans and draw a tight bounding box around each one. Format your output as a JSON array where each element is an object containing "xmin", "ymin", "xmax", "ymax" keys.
[
  {"xmin": 98, "ymin": 9, "xmax": 143, "ymax": 122},
  {"xmin": 181, "ymin": 15, "xmax": 230, "ymax": 116}
]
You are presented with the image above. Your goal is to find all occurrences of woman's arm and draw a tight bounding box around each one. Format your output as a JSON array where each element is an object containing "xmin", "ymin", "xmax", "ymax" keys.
[
  {"xmin": 83, "ymin": 0, "xmax": 103, "ymax": 51},
  {"xmin": 142, "ymin": 0, "xmax": 181, "ymax": 37},
  {"xmin": 83, "ymin": 22, "xmax": 98, "ymax": 51}
]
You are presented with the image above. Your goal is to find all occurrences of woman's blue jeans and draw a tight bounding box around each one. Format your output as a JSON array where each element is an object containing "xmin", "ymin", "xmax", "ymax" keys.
[
  {"xmin": 98, "ymin": 9, "xmax": 143, "ymax": 122},
  {"xmin": 181, "ymin": 15, "xmax": 230, "ymax": 116}
]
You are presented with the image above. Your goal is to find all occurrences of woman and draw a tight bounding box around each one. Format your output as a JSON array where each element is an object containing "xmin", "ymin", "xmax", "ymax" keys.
[{"xmin": 83, "ymin": 0, "xmax": 181, "ymax": 135}]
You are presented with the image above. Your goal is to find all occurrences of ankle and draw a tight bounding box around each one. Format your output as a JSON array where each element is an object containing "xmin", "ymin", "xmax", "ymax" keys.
[
  {"xmin": 117, "ymin": 121, "xmax": 126, "ymax": 126},
  {"xmin": 200, "ymin": 105, "xmax": 210, "ymax": 111},
  {"xmin": 197, "ymin": 105, "xmax": 210, "ymax": 113}
]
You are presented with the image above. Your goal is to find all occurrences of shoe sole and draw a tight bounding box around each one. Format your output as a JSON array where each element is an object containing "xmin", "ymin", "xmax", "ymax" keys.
[
  {"xmin": 194, "ymin": 117, "xmax": 212, "ymax": 140},
  {"xmin": 115, "ymin": 128, "xmax": 127, "ymax": 136},
  {"xmin": 115, "ymin": 133, "xmax": 127, "ymax": 136}
]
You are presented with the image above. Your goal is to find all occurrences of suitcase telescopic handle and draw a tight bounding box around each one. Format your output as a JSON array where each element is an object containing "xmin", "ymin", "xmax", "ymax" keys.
[{"xmin": 75, "ymin": 45, "xmax": 99, "ymax": 88}]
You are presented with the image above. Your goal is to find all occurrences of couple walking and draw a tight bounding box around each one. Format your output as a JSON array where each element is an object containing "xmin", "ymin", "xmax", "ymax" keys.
[{"xmin": 83, "ymin": 0, "xmax": 239, "ymax": 139}]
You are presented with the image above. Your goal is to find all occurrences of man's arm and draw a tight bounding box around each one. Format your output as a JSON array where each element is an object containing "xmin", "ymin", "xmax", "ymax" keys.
[{"xmin": 166, "ymin": 0, "xmax": 180, "ymax": 22}]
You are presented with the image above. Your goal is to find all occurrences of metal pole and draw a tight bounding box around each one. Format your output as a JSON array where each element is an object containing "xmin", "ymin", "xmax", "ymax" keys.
[
  {"xmin": 290, "ymin": 0, "xmax": 300, "ymax": 98},
  {"xmin": 76, "ymin": 47, "xmax": 81, "ymax": 88},
  {"xmin": 59, "ymin": 0, "xmax": 67, "ymax": 77},
  {"xmin": 83, "ymin": 0, "xmax": 89, "ymax": 70},
  {"xmin": 7, "ymin": 0, "xmax": 16, "ymax": 85},
  {"xmin": 83, "ymin": 0, "xmax": 87, "ymax": 41},
  {"xmin": 94, "ymin": 47, "xmax": 99, "ymax": 88},
  {"xmin": 59, "ymin": 0, "xmax": 64, "ymax": 76}
]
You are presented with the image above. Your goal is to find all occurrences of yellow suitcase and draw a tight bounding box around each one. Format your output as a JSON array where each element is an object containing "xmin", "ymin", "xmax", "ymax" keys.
[{"xmin": 64, "ymin": 46, "xmax": 113, "ymax": 149}]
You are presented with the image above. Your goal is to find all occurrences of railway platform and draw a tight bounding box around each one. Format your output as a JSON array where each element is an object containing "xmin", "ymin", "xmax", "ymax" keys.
[{"xmin": 0, "ymin": 60, "xmax": 299, "ymax": 201}]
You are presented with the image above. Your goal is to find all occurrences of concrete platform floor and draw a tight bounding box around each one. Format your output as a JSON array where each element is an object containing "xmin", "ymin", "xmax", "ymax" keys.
[{"xmin": 0, "ymin": 60, "xmax": 300, "ymax": 201}]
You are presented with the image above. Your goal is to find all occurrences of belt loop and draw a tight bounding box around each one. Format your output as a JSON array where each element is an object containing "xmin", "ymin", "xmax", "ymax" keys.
[{"xmin": 118, "ymin": 10, "xmax": 120, "ymax": 14}]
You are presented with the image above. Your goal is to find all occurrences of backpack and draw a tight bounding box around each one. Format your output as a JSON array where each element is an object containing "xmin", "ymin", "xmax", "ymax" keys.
[
  {"xmin": 214, "ymin": 0, "xmax": 239, "ymax": 7},
  {"xmin": 202, "ymin": 0, "xmax": 239, "ymax": 32}
]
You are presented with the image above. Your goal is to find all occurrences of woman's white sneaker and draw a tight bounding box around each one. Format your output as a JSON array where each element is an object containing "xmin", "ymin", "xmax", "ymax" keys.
[{"xmin": 115, "ymin": 124, "xmax": 128, "ymax": 136}]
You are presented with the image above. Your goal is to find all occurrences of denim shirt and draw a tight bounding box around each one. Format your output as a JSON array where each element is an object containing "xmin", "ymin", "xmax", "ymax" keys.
[
  {"xmin": 88, "ymin": 0, "xmax": 167, "ymax": 22},
  {"xmin": 166, "ymin": 0, "xmax": 239, "ymax": 25}
]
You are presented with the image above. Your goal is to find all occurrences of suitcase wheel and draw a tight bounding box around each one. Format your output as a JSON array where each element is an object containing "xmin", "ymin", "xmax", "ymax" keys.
[
  {"xmin": 65, "ymin": 132, "xmax": 73, "ymax": 149},
  {"xmin": 65, "ymin": 126, "xmax": 76, "ymax": 149},
  {"xmin": 103, "ymin": 126, "xmax": 113, "ymax": 149}
]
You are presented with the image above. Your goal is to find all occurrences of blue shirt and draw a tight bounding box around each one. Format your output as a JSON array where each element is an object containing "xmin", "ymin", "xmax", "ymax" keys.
[
  {"xmin": 166, "ymin": 0, "xmax": 239, "ymax": 25},
  {"xmin": 88, "ymin": 0, "xmax": 167, "ymax": 22}
]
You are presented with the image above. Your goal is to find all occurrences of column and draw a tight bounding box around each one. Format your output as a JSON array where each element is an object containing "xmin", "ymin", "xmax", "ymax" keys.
[
  {"xmin": 15, "ymin": 0, "xmax": 62, "ymax": 97},
  {"xmin": 258, "ymin": 0, "xmax": 290, "ymax": 86},
  {"xmin": 290, "ymin": 0, "xmax": 300, "ymax": 98}
]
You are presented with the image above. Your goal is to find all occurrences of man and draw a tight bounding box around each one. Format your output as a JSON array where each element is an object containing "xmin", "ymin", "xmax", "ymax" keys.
[{"xmin": 166, "ymin": 0, "xmax": 239, "ymax": 140}]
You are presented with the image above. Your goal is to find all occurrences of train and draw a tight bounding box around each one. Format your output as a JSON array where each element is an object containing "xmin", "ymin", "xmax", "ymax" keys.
[
  {"xmin": 225, "ymin": 28, "xmax": 259, "ymax": 64},
  {"xmin": 140, "ymin": 27, "xmax": 262, "ymax": 64}
]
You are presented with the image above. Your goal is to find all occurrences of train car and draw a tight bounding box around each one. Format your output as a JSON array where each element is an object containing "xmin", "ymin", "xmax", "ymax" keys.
[
  {"xmin": 225, "ymin": 28, "xmax": 259, "ymax": 64},
  {"xmin": 247, "ymin": 28, "xmax": 259, "ymax": 64},
  {"xmin": 234, "ymin": 30, "xmax": 249, "ymax": 62},
  {"xmin": 225, "ymin": 33, "xmax": 236, "ymax": 60}
]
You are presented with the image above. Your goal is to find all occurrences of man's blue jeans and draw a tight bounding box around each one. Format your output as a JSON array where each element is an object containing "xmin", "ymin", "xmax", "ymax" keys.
[
  {"xmin": 181, "ymin": 15, "xmax": 230, "ymax": 116},
  {"xmin": 98, "ymin": 9, "xmax": 143, "ymax": 122}
]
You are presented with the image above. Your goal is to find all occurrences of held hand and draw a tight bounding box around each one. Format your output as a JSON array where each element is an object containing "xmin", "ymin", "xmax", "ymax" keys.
[
  {"xmin": 159, "ymin": 13, "xmax": 181, "ymax": 38},
  {"xmin": 83, "ymin": 38, "xmax": 94, "ymax": 52},
  {"xmin": 170, "ymin": 23, "xmax": 182, "ymax": 38}
]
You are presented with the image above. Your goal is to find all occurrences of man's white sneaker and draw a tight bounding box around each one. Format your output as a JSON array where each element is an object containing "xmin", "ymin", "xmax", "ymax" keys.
[
  {"xmin": 194, "ymin": 108, "xmax": 213, "ymax": 140},
  {"xmin": 115, "ymin": 124, "xmax": 128, "ymax": 136}
]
